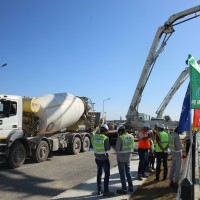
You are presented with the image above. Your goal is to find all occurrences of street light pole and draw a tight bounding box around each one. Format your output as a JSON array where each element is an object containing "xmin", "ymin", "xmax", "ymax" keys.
[{"xmin": 102, "ymin": 98, "xmax": 111, "ymax": 124}]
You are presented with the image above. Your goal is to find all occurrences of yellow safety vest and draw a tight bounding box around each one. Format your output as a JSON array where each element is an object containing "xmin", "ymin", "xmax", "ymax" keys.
[
  {"xmin": 155, "ymin": 131, "xmax": 168, "ymax": 152},
  {"xmin": 91, "ymin": 133, "xmax": 108, "ymax": 154},
  {"xmin": 119, "ymin": 133, "xmax": 134, "ymax": 153}
]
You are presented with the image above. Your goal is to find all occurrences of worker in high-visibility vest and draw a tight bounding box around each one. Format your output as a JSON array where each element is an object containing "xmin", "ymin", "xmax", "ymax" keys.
[
  {"xmin": 137, "ymin": 122, "xmax": 151, "ymax": 181},
  {"xmin": 154, "ymin": 123, "xmax": 169, "ymax": 182},
  {"xmin": 168, "ymin": 129, "xmax": 182, "ymax": 189},
  {"xmin": 91, "ymin": 124, "xmax": 114, "ymax": 196},
  {"xmin": 115, "ymin": 125, "xmax": 134, "ymax": 194},
  {"xmin": 147, "ymin": 130, "xmax": 155, "ymax": 171}
]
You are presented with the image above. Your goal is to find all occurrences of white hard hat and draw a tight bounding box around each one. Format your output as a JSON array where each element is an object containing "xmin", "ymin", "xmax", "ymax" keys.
[
  {"xmin": 147, "ymin": 130, "xmax": 153, "ymax": 134},
  {"xmin": 117, "ymin": 125, "xmax": 125, "ymax": 131},
  {"xmin": 157, "ymin": 123, "xmax": 165, "ymax": 129},
  {"xmin": 101, "ymin": 124, "xmax": 109, "ymax": 130},
  {"xmin": 143, "ymin": 122, "xmax": 151, "ymax": 128}
]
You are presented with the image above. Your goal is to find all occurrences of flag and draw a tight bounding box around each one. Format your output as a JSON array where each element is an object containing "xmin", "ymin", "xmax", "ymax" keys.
[
  {"xmin": 192, "ymin": 109, "xmax": 200, "ymax": 131},
  {"xmin": 188, "ymin": 54, "xmax": 200, "ymax": 109},
  {"xmin": 177, "ymin": 83, "xmax": 191, "ymax": 134}
]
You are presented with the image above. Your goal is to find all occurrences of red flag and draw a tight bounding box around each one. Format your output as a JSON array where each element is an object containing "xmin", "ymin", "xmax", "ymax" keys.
[{"xmin": 192, "ymin": 109, "xmax": 200, "ymax": 131}]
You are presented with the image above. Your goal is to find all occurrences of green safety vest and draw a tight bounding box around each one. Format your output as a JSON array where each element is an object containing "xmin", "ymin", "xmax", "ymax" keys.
[
  {"xmin": 91, "ymin": 133, "xmax": 108, "ymax": 154},
  {"xmin": 168, "ymin": 132, "xmax": 181, "ymax": 152},
  {"xmin": 155, "ymin": 131, "xmax": 168, "ymax": 152},
  {"xmin": 150, "ymin": 139, "xmax": 154, "ymax": 152},
  {"xmin": 119, "ymin": 133, "xmax": 134, "ymax": 153}
]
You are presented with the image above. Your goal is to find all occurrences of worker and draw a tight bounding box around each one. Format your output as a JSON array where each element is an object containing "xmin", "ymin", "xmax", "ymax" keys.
[
  {"xmin": 153, "ymin": 124, "xmax": 158, "ymax": 135},
  {"xmin": 168, "ymin": 128, "xmax": 182, "ymax": 189},
  {"xmin": 115, "ymin": 125, "xmax": 134, "ymax": 194},
  {"xmin": 137, "ymin": 122, "xmax": 151, "ymax": 180},
  {"xmin": 154, "ymin": 123, "xmax": 169, "ymax": 181},
  {"xmin": 91, "ymin": 124, "xmax": 114, "ymax": 196},
  {"xmin": 165, "ymin": 126, "xmax": 170, "ymax": 134},
  {"xmin": 147, "ymin": 130, "xmax": 155, "ymax": 172},
  {"xmin": 185, "ymin": 131, "xmax": 190, "ymax": 156},
  {"xmin": 152, "ymin": 124, "xmax": 158, "ymax": 170}
]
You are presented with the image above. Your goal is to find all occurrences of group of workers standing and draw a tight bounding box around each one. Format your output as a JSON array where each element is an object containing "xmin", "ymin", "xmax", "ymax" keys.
[
  {"xmin": 137, "ymin": 122, "xmax": 182, "ymax": 188},
  {"xmin": 91, "ymin": 122, "xmax": 183, "ymax": 196}
]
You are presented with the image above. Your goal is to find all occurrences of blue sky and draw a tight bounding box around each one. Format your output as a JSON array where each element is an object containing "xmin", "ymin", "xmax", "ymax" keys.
[{"xmin": 0, "ymin": 1, "xmax": 200, "ymax": 121}]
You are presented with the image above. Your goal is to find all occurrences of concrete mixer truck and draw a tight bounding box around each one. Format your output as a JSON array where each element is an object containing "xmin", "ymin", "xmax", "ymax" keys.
[{"xmin": 0, "ymin": 93, "xmax": 100, "ymax": 168}]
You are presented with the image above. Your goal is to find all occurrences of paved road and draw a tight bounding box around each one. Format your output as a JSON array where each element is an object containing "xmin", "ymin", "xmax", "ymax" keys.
[{"xmin": 0, "ymin": 147, "xmax": 118, "ymax": 200}]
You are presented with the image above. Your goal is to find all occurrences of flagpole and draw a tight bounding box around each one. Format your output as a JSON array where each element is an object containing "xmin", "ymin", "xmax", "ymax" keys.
[
  {"xmin": 188, "ymin": 54, "xmax": 197, "ymax": 191},
  {"xmin": 189, "ymin": 62, "xmax": 193, "ymax": 144}
]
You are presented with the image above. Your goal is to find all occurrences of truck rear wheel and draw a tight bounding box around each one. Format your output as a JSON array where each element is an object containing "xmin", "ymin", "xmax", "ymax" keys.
[
  {"xmin": 69, "ymin": 137, "xmax": 81, "ymax": 155},
  {"xmin": 7, "ymin": 141, "xmax": 26, "ymax": 168},
  {"xmin": 32, "ymin": 140, "xmax": 49, "ymax": 163},
  {"xmin": 81, "ymin": 136, "xmax": 90, "ymax": 152}
]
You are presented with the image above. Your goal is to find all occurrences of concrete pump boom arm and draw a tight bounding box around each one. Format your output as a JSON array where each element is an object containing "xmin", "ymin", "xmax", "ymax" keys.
[
  {"xmin": 126, "ymin": 5, "xmax": 200, "ymax": 120},
  {"xmin": 156, "ymin": 68, "xmax": 189, "ymax": 118},
  {"xmin": 156, "ymin": 60, "xmax": 200, "ymax": 118}
]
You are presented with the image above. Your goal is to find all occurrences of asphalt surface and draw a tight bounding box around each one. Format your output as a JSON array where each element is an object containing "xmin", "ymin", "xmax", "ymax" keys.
[
  {"xmin": 51, "ymin": 154, "xmax": 145, "ymax": 200},
  {"xmin": 0, "ymin": 148, "xmax": 118, "ymax": 200}
]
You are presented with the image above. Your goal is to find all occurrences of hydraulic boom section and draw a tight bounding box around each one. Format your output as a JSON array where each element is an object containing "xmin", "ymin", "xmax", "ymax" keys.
[
  {"xmin": 126, "ymin": 5, "xmax": 200, "ymax": 121},
  {"xmin": 156, "ymin": 60, "xmax": 200, "ymax": 119},
  {"xmin": 156, "ymin": 67, "xmax": 189, "ymax": 118}
]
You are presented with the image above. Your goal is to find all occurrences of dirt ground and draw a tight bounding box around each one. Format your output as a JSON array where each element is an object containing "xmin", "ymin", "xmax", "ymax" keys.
[{"xmin": 130, "ymin": 156, "xmax": 186, "ymax": 200}]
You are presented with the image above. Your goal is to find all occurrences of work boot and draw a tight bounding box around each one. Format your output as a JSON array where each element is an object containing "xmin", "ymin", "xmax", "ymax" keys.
[
  {"xmin": 96, "ymin": 190, "xmax": 102, "ymax": 195},
  {"xmin": 173, "ymin": 182, "xmax": 178, "ymax": 189},
  {"xmin": 154, "ymin": 178, "xmax": 159, "ymax": 182},
  {"xmin": 117, "ymin": 189, "xmax": 127, "ymax": 194},
  {"xmin": 103, "ymin": 191, "xmax": 115, "ymax": 196},
  {"xmin": 138, "ymin": 174, "xmax": 142, "ymax": 181},
  {"xmin": 142, "ymin": 174, "xmax": 148, "ymax": 178},
  {"xmin": 170, "ymin": 181, "xmax": 174, "ymax": 187},
  {"xmin": 146, "ymin": 168, "xmax": 152, "ymax": 173},
  {"xmin": 128, "ymin": 187, "xmax": 134, "ymax": 192}
]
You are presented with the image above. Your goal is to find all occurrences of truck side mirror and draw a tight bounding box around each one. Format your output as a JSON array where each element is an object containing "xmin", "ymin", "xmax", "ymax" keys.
[{"xmin": 3, "ymin": 101, "xmax": 11, "ymax": 117}]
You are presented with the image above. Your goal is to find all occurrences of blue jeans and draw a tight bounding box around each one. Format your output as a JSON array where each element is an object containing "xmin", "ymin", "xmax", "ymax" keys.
[
  {"xmin": 138, "ymin": 148, "xmax": 149, "ymax": 175},
  {"xmin": 118, "ymin": 161, "xmax": 133, "ymax": 190},
  {"xmin": 95, "ymin": 159, "xmax": 110, "ymax": 192}
]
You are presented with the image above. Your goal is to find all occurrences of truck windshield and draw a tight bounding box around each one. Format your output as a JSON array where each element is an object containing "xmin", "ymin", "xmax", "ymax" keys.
[{"xmin": 0, "ymin": 101, "xmax": 17, "ymax": 118}]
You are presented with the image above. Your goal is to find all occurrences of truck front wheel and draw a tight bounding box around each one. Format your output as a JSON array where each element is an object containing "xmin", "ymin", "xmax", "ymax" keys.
[
  {"xmin": 8, "ymin": 141, "xmax": 26, "ymax": 168},
  {"xmin": 32, "ymin": 140, "xmax": 49, "ymax": 163},
  {"xmin": 81, "ymin": 136, "xmax": 90, "ymax": 152},
  {"xmin": 69, "ymin": 137, "xmax": 81, "ymax": 155}
]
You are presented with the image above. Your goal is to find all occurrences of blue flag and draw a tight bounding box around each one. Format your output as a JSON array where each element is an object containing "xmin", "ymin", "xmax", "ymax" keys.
[{"xmin": 177, "ymin": 82, "xmax": 191, "ymax": 134}]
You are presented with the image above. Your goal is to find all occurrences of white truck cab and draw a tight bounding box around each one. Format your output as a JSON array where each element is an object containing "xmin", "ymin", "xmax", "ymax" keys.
[
  {"xmin": 0, "ymin": 95, "xmax": 26, "ymax": 168},
  {"xmin": 0, "ymin": 95, "xmax": 22, "ymax": 136}
]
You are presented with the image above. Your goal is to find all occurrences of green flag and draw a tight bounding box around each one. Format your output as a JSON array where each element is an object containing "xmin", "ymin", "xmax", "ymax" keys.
[{"xmin": 188, "ymin": 54, "xmax": 200, "ymax": 109}]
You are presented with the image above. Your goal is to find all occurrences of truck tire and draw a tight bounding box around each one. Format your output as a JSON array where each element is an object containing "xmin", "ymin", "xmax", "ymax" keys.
[
  {"xmin": 32, "ymin": 140, "xmax": 49, "ymax": 163},
  {"xmin": 7, "ymin": 141, "xmax": 26, "ymax": 168},
  {"xmin": 81, "ymin": 136, "xmax": 90, "ymax": 152},
  {"xmin": 69, "ymin": 137, "xmax": 81, "ymax": 155}
]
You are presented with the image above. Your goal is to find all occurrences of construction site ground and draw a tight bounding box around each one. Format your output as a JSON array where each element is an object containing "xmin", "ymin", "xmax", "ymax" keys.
[
  {"xmin": 130, "ymin": 157, "xmax": 185, "ymax": 200},
  {"xmin": 52, "ymin": 133, "xmax": 200, "ymax": 200}
]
